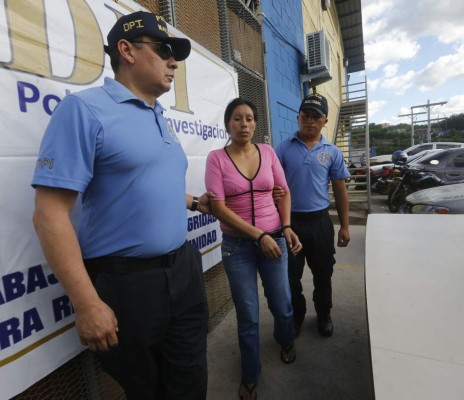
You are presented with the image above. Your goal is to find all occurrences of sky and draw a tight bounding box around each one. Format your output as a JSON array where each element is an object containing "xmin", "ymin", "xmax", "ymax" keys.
[{"xmin": 352, "ymin": 0, "xmax": 464, "ymax": 126}]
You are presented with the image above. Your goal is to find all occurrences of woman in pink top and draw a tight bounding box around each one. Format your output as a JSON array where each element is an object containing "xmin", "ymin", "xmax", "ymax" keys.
[{"xmin": 205, "ymin": 98, "xmax": 302, "ymax": 400}]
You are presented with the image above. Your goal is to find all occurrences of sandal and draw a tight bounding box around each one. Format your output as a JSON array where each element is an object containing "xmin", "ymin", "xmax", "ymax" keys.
[
  {"xmin": 239, "ymin": 378, "xmax": 257, "ymax": 400},
  {"xmin": 280, "ymin": 342, "xmax": 296, "ymax": 364}
]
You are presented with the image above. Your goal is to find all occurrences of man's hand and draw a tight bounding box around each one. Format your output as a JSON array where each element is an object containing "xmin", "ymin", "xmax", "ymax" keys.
[
  {"xmin": 75, "ymin": 300, "xmax": 119, "ymax": 352},
  {"xmin": 197, "ymin": 191, "xmax": 215, "ymax": 214},
  {"xmin": 283, "ymin": 229, "xmax": 303, "ymax": 255},
  {"xmin": 337, "ymin": 227, "xmax": 350, "ymax": 247},
  {"xmin": 272, "ymin": 185, "xmax": 286, "ymax": 201}
]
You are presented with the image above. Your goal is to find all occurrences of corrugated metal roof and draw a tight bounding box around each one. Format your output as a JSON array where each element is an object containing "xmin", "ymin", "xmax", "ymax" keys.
[{"xmin": 334, "ymin": 0, "xmax": 365, "ymax": 73}]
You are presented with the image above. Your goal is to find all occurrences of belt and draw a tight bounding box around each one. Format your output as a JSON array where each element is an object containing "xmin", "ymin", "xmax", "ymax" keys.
[
  {"xmin": 84, "ymin": 242, "xmax": 185, "ymax": 274},
  {"xmin": 223, "ymin": 228, "xmax": 284, "ymax": 243},
  {"xmin": 291, "ymin": 208, "xmax": 329, "ymax": 220},
  {"xmin": 267, "ymin": 228, "xmax": 284, "ymax": 238}
]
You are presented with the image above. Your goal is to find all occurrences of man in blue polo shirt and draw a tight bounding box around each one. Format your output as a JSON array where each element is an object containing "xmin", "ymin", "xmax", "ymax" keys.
[
  {"xmin": 275, "ymin": 93, "xmax": 350, "ymax": 339},
  {"xmin": 32, "ymin": 11, "xmax": 211, "ymax": 400}
]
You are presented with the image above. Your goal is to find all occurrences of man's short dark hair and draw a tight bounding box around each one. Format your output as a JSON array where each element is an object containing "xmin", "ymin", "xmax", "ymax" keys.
[
  {"xmin": 108, "ymin": 47, "xmax": 121, "ymax": 73},
  {"xmin": 108, "ymin": 37, "xmax": 146, "ymax": 73}
]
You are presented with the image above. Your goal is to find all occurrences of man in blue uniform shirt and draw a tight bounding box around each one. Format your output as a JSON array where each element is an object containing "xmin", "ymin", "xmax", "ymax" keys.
[
  {"xmin": 275, "ymin": 93, "xmax": 350, "ymax": 338},
  {"xmin": 32, "ymin": 11, "xmax": 211, "ymax": 400}
]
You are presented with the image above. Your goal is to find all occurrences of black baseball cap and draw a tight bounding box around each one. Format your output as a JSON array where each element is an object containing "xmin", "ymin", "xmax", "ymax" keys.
[
  {"xmin": 104, "ymin": 11, "xmax": 191, "ymax": 61},
  {"xmin": 299, "ymin": 93, "xmax": 329, "ymax": 116}
]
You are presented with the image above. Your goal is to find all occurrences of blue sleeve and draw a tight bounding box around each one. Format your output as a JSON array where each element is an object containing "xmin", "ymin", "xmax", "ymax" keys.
[
  {"xmin": 32, "ymin": 95, "xmax": 103, "ymax": 192},
  {"xmin": 330, "ymin": 147, "xmax": 350, "ymax": 180}
]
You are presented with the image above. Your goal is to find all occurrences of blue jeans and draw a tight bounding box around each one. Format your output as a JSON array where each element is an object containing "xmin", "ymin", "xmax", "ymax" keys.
[{"xmin": 221, "ymin": 234, "xmax": 294, "ymax": 382}]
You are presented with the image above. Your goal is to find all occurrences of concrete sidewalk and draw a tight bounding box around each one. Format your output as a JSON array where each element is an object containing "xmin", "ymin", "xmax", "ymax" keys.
[{"xmin": 206, "ymin": 225, "xmax": 374, "ymax": 400}]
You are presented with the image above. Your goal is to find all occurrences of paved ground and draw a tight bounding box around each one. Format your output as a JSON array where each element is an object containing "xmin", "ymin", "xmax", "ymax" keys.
[{"xmin": 206, "ymin": 224, "xmax": 375, "ymax": 400}]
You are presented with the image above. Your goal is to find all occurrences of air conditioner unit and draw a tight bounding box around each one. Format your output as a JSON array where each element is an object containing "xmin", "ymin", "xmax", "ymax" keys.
[{"xmin": 306, "ymin": 30, "xmax": 331, "ymax": 73}]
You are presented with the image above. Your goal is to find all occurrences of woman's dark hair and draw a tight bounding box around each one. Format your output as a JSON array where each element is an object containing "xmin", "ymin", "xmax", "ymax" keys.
[{"xmin": 223, "ymin": 98, "xmax": 258, "ymax": 133}]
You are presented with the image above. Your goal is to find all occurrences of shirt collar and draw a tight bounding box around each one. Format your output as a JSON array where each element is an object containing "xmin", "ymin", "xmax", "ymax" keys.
[
  {"xmin": 291, "ymin": 132, "xmax": 330, "ymax": 146},
  {"xmin": 102, "ymin": 77, "xmax": 165, "ymax": 111}
]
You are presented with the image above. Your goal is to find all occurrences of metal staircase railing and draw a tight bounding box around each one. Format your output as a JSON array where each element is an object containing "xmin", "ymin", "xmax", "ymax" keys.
[{"xmin": 332, "ymin": 78, "xmax": 371, "ymax": 214}]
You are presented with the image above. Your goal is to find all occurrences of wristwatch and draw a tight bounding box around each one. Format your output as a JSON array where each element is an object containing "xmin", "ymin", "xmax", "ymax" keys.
[{"xmin": 190, "ymin": 196, "xmax": 199, "ymax": 212}]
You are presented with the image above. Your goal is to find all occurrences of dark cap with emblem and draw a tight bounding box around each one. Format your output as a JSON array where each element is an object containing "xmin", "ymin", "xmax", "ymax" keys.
[
  {"xmin": 104, "ymin": 11, "xmax": 191, "ymax": 61},
  {"xmin": 299, "ymin": 93, "xmax": 329, "ymax": 116}
]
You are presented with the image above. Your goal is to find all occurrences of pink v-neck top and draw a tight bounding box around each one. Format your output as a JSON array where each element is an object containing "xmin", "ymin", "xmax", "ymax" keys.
[{"xmin": 205, "ymin": 143, "xmax": 289, "ymax": 236}]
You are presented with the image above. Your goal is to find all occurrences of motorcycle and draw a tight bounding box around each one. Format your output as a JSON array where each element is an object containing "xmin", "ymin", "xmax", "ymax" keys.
[
  {"xmin": 352, "ymin": 163, "xmax": 394, "ymax": 192},
  {"xmin": 372, "ymin": 164, "xmax": 402, "ymax": 195},
  {"xmin": 387, "ymin": 166, "xmax": 444, "ymax": 213}
]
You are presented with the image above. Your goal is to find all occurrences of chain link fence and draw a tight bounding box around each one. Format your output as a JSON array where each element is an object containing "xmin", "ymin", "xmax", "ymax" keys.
[
  {"xmin": 12, "ymin": 0, "xmax": 268, "ymax": 398},
  {"xmin": 225, "ymin": 0, "xmax": 269, "ymax": 143}
]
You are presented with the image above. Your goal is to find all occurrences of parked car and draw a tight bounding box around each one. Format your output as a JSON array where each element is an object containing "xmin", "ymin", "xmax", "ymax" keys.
[
  {"xmin": 405, "ymin": 149, "xmax": 445, "ymax": 164},
  {"xmin": 352, "ymin": 150, "xmax": 443, "ymax": 192},
  {"xmin": 407, "ymin": 148, "xmax": 464, "ymax": 183},
  {"xmin": 387, "ymin": 148, "xmax": 464, "ymax": 211},
  {"xmin": 371, "ymin": 142, "xmax": 464, "ymax": 164},
  {"xmin": 402, "ymin": 183, "xmax": 464, "ymax": 214},
  {"xmin": 403, "ymin": 142, "xmax": 464, "ymax": 156}
]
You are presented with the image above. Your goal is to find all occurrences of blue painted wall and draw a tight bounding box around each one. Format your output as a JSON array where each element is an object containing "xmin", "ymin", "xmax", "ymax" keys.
[{"xmin": 262, "ymin": 0, "xmax": 305, "ymax": 147}]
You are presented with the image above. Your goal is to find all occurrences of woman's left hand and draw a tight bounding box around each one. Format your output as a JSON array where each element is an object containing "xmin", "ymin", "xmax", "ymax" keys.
[{"xmin": 284, "ymin": 229, "xmax": 302, "ymax": 255}]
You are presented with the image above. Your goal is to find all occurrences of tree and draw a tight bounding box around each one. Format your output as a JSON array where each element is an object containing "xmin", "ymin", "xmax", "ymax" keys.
[{"xmin": 369, "ymin": 113, "xmax": 464, "ymax": 154}]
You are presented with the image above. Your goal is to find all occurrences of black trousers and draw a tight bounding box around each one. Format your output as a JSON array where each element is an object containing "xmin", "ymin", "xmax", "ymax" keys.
[
  {"xmin": 288, "ymin": 211, "xmax": 336, "ymax": 320},
  {"xmin": 89, "ymin": 242, "xmax": 208, "ymax": 400}
]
